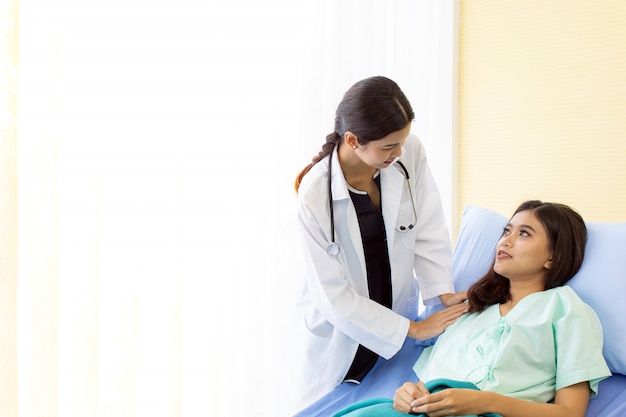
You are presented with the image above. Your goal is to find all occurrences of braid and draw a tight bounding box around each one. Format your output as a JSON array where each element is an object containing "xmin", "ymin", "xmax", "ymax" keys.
[
  {"xmin": 313, "ymin": 132, "xmax": 341, "ymax": 163},
  {"xmin": 294, "ymin": 132, "xmax": 341, "ymax": 193}
]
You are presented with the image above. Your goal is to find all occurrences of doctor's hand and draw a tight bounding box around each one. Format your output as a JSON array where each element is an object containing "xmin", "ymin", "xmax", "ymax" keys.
[
  {"xmin": 393, "ymin": 381, "xmax": 430, "ymax": 414},
  {"xmin": 407, "ymin": 303, "xmax": 467, "ymax": 341},
  {"xmin": 439, "ymin": 291, "xmax": 468, "ymax": 307}
]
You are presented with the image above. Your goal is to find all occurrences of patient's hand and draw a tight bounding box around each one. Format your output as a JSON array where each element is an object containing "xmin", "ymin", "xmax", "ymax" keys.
[
  {"xmin": 440, "ymin": 291, "xmax": 468, "ymax": 307},
  {"xmin": 393, "ymin": 381, "xmax": 430, "ymax": 414},
  {"xmin": 410, "ymin": 388, "xmax": 485, "ymax": 417}
]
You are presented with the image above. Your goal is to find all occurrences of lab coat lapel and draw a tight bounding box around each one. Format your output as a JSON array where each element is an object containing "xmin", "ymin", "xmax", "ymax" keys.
[
  {"xmin": 380, "ymin": 162, "xmax": 405, "ymax": 252},
  {"xmin": 329, "ymin": 149, "xmax": 367, "ymax": 283}
]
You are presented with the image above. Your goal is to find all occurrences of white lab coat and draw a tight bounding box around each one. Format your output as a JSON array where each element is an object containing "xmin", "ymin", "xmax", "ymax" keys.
[{"xmin": 290, "ymin": 134, "xmax": 454, "ymax": 413}]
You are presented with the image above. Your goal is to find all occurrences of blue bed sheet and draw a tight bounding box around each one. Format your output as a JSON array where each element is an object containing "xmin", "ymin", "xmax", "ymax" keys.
[
  {"xmin": 293, "ymin": 338, "xmax": 423, "ymax": 417},
  {"xmin": 294, "ymin": 338, "xmax": 626, "ymax": 417}
]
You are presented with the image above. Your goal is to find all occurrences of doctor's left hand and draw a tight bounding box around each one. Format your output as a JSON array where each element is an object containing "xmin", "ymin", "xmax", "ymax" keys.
[{"xmin": 439, "ymin": 291, "xmax": 467, "ymax": 307}]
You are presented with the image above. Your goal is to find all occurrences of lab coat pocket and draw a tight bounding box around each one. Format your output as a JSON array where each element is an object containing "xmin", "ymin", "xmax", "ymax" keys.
[
  {"xmin": 304, "ymin": 314, "xmax": 334, "ymax": 338},
  {"xmin": 301, "ymin": 318, "xmax": 334, "ymax": 383},
  {"xmin": 396, "ymin": 201, "xmax": 417, "ymax": 251}
]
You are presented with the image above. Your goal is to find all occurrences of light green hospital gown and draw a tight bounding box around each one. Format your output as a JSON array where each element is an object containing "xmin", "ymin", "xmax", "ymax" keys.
[{"xmin": 414, "ymin": 286, "xmax": 611, "ymax": 403}]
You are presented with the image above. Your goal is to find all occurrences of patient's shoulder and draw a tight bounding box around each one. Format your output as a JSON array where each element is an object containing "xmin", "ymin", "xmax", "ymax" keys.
[{"xmin": 542, "ymin": 286, "xmax": 601, "ymax": 323}]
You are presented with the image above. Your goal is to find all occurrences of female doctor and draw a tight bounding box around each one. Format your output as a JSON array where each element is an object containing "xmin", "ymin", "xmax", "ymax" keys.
[{"xmin": 291, "ymin": 76, "xmax": 467, "ymax": 412}]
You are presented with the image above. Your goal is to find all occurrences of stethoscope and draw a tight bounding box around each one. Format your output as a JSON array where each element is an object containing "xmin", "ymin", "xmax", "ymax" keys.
[{"xmin": 326, "ymin": 152, "xmax": 418, "ymax": 257}]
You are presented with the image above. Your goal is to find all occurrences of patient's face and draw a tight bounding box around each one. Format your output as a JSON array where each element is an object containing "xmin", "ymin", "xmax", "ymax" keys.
[{"xmin": 493, "ymin": 210, "xmax": 553, "ymax": 284}]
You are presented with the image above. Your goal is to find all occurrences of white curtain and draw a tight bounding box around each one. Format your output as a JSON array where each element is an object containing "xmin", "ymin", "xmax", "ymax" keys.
[{"xmin": 0, "ymin": 1, "xmax": 456, "ymax": 416}]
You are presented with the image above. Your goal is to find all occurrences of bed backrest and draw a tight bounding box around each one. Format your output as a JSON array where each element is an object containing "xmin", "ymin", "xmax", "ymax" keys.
[{"xmin": 452, "ymin": 205, "xmax": 626, "ymax": 376}]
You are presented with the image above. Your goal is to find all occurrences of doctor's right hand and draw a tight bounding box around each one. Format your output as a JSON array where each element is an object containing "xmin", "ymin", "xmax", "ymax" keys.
[{"xmin": 407, "ymin": 303, "xmax": 467, "ymax": 341}]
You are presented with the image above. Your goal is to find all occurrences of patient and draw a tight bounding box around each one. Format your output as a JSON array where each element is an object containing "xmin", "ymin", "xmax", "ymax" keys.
[{"xmin": 334, "ymin": 200, "xmax": 611, "ymax": 417}]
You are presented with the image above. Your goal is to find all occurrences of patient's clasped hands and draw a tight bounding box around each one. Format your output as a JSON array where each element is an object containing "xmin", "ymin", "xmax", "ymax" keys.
[{"xmin": 394, "ymin": 381, "xmax": 486, "ymax": 416}]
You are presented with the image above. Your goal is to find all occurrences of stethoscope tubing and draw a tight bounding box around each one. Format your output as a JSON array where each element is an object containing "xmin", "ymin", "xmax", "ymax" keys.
[{"xmin": 327, "ymin": 146, "xmax": 340, "ymax": 256}]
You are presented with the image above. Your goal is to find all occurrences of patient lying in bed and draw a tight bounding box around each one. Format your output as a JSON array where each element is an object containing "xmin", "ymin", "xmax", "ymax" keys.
[
  {"xmin": 295, "ymin": 203, "xmax": 626, "ymax": 417},
  {"xmin": 332, "ymin": 201, "xmax": 611, "ymax": 417}
]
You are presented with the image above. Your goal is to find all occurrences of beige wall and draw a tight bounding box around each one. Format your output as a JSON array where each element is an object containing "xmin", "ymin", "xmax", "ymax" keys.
[{"xmin": 458, "ymin": 0, "xmax": 626, "ymax": 223}]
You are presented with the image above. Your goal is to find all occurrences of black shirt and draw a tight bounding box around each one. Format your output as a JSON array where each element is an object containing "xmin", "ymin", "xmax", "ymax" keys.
[{"xmin": 343, "ymin": 175, "xmax": 393, "ymax": 382}]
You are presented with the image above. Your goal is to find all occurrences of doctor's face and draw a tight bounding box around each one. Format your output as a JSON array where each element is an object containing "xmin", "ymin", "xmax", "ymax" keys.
[{"xmin": 358, "ymin": 124, "xmax": 411, "ymax": 170}]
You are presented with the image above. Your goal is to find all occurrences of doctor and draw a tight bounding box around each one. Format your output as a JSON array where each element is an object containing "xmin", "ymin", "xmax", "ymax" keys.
[{"xmin": 291, "ymin": 76, "xmax": 467, "ymax": 412}]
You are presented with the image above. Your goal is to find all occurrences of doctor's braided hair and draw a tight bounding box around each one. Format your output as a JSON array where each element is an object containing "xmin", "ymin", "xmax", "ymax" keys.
[
  {"xmin": 294, "ymin": 76, "xmax": 414, "ymax": 193},
  {"xmin": 467, "ymin": 200, "xmax": 587, "ymax": 313}
]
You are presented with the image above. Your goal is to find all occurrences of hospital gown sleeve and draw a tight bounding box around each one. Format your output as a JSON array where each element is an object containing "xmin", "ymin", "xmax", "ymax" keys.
[{"xmin": 553, "ymin": 293, "xmax": 611, "ymax": 397}]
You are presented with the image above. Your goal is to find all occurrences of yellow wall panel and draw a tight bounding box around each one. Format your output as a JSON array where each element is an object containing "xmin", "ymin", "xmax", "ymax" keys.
[{"xmin": 458, "ymin": 0, "xmax": 626, "ymax": 223}]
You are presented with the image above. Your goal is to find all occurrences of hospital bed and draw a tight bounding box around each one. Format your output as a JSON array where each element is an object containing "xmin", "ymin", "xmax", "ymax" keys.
[{"xmin": 295, "ymin": 205, "xmax": 626, "ymax": 417}]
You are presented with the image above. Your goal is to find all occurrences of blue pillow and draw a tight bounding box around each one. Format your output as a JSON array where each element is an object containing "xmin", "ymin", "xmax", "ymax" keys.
[{"xmin": 453, "ymin": 205, "xmax": 626, "ymax": 376}]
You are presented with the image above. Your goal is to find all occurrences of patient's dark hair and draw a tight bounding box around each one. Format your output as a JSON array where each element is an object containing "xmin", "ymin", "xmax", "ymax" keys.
[
  {"xmin": 294, "ymin": 76, "xmax": 415, "ymax": 193},
  {"xmin": 467, "ymin": 200, "xmax": 587, "ymax": 313}
]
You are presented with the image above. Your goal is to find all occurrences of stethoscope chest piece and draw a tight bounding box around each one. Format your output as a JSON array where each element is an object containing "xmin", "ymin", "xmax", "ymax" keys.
[{"xmin": 326, "ymin": 242, "xmax": 341, "ymax": 257}]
